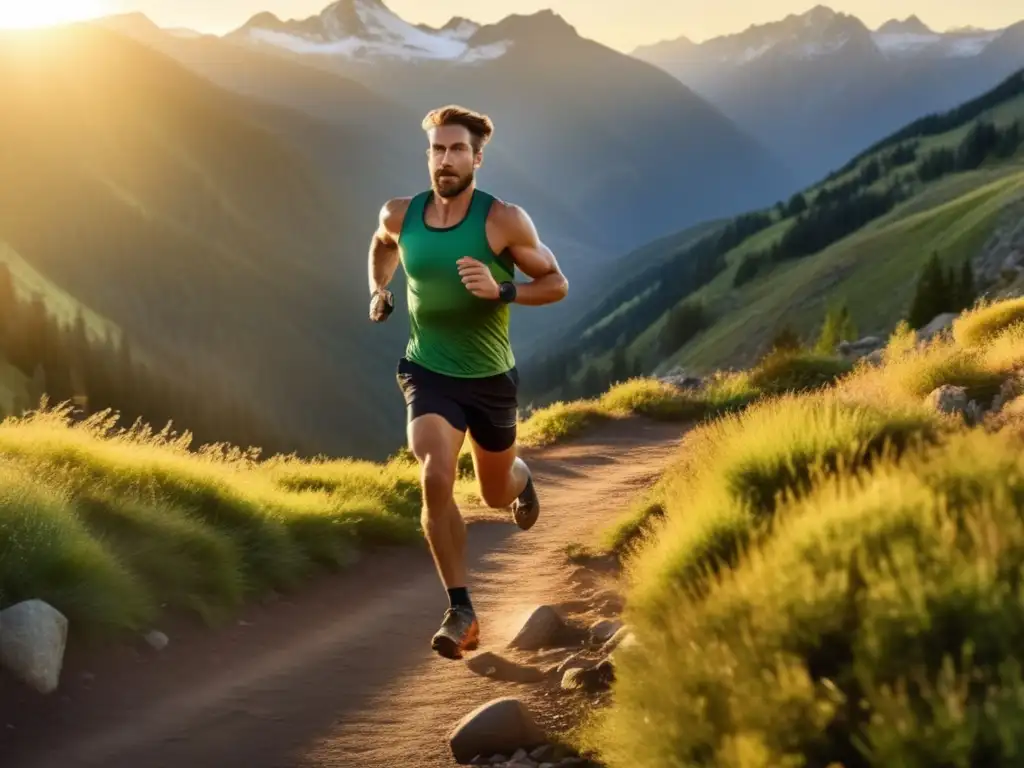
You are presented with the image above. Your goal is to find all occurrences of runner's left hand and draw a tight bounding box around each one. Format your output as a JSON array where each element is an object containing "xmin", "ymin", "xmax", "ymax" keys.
[{"xmin": 457, "ymin": 257, "xmax": 499, "ymax": 300}]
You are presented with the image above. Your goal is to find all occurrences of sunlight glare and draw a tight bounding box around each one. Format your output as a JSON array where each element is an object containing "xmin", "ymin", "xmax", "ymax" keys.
[{"xmin": 0, "ymin": 0, "xmax": 108, "ymax": 29}]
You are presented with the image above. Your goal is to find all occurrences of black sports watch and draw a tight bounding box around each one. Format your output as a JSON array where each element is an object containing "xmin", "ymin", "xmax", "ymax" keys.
[{"xmin": 498, "ymin": 281, "xmax": 517, "ymax": 303}]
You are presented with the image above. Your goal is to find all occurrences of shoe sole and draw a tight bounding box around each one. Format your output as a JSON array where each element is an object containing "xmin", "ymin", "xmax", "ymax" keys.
[
  {"xmin": 513, "ymin": 502, "xmax": 540, "ymax": 531},
  {"xmin": 432, "ymin": 624, "xmax": 480, "ymax": 660},
  {"xmin": 512, "ymin": 473, "xmax": 540, "ymax": 531}
]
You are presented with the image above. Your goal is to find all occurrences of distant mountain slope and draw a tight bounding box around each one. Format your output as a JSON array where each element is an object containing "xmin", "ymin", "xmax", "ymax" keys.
[
  {"xmin": 523, "ymin": 69, "xmax": 1024, "ymax": 402},
  {"xmin": 223, "ymin": 0, "xmax": 797, "ymax": 253},
  {"xmin": 0, "ymin": 23, "xmax": 417, "ymax": 459},
  {"xmin": 91, "ymin": 12, "xmax": 626, "ymax": 350},
  {"xmin": 633, "ymin": 5, "xmax": 1024, "ymax": 187}
]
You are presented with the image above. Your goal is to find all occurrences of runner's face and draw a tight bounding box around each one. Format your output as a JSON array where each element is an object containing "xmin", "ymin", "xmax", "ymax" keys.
[{"xmin": 427, "ymin": 125, "xmax": 480, "ymax": 198}]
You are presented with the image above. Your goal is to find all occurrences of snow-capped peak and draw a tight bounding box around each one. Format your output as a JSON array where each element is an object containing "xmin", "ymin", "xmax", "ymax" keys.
[
  {"xmin": 871, "ymin": 13, "xmax": 1001, "ymax": 60},
  {"xmin": 232, "ymin": 0, "xmax": 509, "ymax": 63},
  {"xmin": 877, "ymin": 15, "xmax": 932, "ymax": 35}
]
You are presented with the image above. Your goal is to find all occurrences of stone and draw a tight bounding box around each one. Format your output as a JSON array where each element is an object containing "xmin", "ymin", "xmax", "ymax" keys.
[
  {"xmin": 508, "ymin": 606, "xmax": 564, "ymax": 651},
  {"xmin": 530, "ymin": 744, "xmax": 557, "ymax": 762},
  {"xmin": 448, "ymin": 698, "xmax": 546, "ymax": 764},
  {"xmin": 925, "ymin": 385, "xmax": 969, "ymax": 421},
  {"xmin": 599, "ymin": 626, "xmax": 633, "ymax": 656},
  {"xmin": 561, "ymin": 666, "xmax": 611, "ymax": 693},
  {"xmin": 555, "ymin": 651, "xmax": 587, "ymax": 676},
  {"xmin": 0, "ymin": 599, "xmax": 68, "ymax": 694},
  {"xmin": 144, "ymin": 630, "xmax": 169, "ymax": 651},
  {"xmin": 916, "ymin": 313, "xmax": 957, "ymax": 342},
  {"xmin": 466, "ymin": 652, "xmax": 546, "ymax": 684},
  {"xmin": 588, "ymin": 619, "xmax": 622, "ymax": 645}
]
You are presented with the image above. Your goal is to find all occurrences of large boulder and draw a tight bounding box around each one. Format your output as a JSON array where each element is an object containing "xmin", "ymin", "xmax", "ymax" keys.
[
  {"xmin": 0, "ymin": 599, "xmax": 68, "ymax": 694},
  {"xmin": 449, "ymin": 697, "xmax": 546, "ymax": 764}
]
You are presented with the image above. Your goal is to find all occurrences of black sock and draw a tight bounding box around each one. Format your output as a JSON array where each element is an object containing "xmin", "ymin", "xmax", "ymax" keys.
[{"xmin": 447, "ymin": 587, "xmax": 472, "ymax": 611}]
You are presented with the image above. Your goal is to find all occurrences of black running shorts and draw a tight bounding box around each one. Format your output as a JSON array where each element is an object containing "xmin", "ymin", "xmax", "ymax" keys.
[{"xmin": 396, "ymin": 357, "xmax": 519, "ymax": 453}]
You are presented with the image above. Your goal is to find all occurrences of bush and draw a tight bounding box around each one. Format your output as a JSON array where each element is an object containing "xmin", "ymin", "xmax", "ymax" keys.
[
  {"xmin": 0, "ymin": 404, "xmax": 424, "ymax": 641},
  {"xmin": 622, "ymin": 392, "xmax": 940, "ymax": 620},
  {"xmin": 953, "ymin": 297, "xmax": 1024, "ymax": 347},
  {"xmin": 584, "ymin": 430, "xmax": 1024, "ymax": 768},
  {"xmin": 747, "ymin": 350, "xmax": 853, "ymax": 395},
  {"xmin": 598, "ymin": 378, "xmax": 705, "ymax": 421}
]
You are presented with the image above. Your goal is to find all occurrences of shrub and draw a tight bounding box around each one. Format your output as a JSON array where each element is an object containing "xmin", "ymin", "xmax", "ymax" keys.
[
  {"xmin": 0, "ymin": 404, "xmax": 423, "ymax": 641},
  {"xmin": 585, "ymin": 430, "xmax": 1024, "ymax": 768},
  {"xmin": 746, "ymin": 350, "xmax": 853, "ymax": 395},
  {"xmin": 953, "ymin": 297, "xmax": 1024, "ymax": 347},
  {"xmin": 623, "ymin": 392, "xmax": 939, "ymax": 620}
]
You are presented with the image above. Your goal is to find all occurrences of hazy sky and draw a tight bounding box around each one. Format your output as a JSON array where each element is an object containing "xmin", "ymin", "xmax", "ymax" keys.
[{"xmin": 7, "ymin": 0, "xmax": 1023, "ymax": 51}]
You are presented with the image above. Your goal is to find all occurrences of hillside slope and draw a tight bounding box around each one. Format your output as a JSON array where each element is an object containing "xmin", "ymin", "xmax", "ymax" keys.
[
  {"xmin": 0, "ymin": 24, "xmax": 414, "ymax": 458},
  {"xmin": 90, "ymin": 12, "xmax": 640, "ymax": 349},
  {"xmin": 525, "ymin": 69, "xmax": 1024, "ymax": 402}
]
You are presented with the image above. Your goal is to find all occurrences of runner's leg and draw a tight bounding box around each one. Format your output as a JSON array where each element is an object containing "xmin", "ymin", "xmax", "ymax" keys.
[
  {"xmin": 408, "ymin": 413, "xmax": 467, "ymax": 592},
  {"xmin": 396, "ymin": 357, "xmax": 480, "ymax": 658},
  {"xmin": 464, "ymin": 367, "xmax": 541, "ymax": 530}
]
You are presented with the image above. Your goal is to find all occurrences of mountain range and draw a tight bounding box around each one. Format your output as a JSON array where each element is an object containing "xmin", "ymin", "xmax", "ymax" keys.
[
  {"xmin": 633, "ymin": 5, "xmax": 1024, "ymax": 186},
  {"xmin": 0, "ymin": 1, "xmax": 797, "ymax": 460},
  {"xmin": 5, "ymin": 1, "xmax": 1021, "ymax": 462}
]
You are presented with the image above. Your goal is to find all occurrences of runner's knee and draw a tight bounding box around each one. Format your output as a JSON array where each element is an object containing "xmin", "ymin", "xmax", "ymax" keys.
[{"xmin": 420, "ymin": 454, "xmax": 456, "ymax": 512}]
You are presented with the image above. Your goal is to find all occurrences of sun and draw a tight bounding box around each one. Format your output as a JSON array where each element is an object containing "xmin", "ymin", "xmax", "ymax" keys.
[{"xmin": 0, "ymin": 0, "xmax": 109, "ymax": 29}]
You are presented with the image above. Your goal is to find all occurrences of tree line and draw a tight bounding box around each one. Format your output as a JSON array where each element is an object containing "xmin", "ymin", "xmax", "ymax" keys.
[
  {"xmin": 827, "ymin": 67, "xmax": 1024, "ymax": 178},
  {"xmin": 735, "ymin": 119, "xmax": 1022, "ymax": 288},
  {"xmin": 519, "ymin": 210, "xmax": 774, "ymax": 401},
  {"xmin": 0, "ymin": 263, "xmax": 297, "ymax": 455},
  {"xmin": 917, "ymin": 120, "xmax": 1022, "ymax": 181},
  {"xmin": 906, "ymin": 253, "xmax": 977, "ymax": 329}
]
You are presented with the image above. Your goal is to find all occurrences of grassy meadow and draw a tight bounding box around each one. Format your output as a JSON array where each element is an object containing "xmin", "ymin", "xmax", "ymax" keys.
[
  {"xmin": 0, "ymin": 365, "xmax": 725, "ymax": 644},
  {"xmin": 0, "ymin": 404, "xmax": 425, "ymax": 642},
  {"xmin": 576, "ymin": 296, "xmax": 1024, "ymax": 767}
]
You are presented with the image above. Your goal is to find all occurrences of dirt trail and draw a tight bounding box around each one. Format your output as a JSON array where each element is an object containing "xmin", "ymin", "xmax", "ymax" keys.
[{"xmin": 0, "ymin": 417, "xmax": 686, "ymax": 768}]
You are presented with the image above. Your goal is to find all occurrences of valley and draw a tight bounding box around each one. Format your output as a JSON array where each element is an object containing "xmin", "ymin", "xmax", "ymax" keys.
[{"xmin": 522, "ymin": 67, "xmax": 1024, "ymax": 405}]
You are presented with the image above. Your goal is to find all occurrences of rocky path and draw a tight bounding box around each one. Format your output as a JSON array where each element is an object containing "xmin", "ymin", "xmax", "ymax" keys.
[{"xmin": 0, "ymin": 417, "xmax": 686, "ymax": 768}]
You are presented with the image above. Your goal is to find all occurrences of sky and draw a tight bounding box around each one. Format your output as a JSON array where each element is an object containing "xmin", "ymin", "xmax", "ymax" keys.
[{"xmin": 0, "ymin": 0, "xmax": 1020, "ymax": 51}]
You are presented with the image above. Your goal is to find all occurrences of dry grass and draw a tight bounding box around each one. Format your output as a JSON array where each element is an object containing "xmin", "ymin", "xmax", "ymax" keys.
[{"xmin": 578, "ymin": 295, "xmax": 1024, "ymax": 767}]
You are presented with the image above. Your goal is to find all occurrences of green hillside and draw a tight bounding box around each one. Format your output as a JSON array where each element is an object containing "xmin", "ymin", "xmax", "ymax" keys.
[
  {"xmin": 523, "ymin": 69, "xmax": 1024, "ymax": 401},
  {"xmin": 0, "ymin": 23, "xmax": 415, "ymax": 459}
]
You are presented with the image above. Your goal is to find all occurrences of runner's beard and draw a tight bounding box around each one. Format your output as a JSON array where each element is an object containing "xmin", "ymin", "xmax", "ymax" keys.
[{"xmin": 433, "ymin": 169, "xmax": 474, "ymax": 198}]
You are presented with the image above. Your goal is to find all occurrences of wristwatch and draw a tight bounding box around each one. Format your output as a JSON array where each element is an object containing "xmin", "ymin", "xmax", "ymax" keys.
[{"xmin": 498, "ymin": 281, "xmax": 517, "ymax": 303}]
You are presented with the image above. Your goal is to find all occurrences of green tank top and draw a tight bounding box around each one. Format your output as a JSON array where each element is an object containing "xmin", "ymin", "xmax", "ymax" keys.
[{"xmin": 398, "ymin": 188, "xmax": 516, "ymax": 378}]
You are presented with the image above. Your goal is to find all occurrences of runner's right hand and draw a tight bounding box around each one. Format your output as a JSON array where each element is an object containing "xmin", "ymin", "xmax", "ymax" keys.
[{"xmin": 369, "ymin": 289, "xmax": 394, "ymax": 322}]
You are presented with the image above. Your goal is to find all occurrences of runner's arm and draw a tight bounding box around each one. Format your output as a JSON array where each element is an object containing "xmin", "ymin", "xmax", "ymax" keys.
[
  {"xmin": 502, "ymin": 205, "xmax": 568, "ymax": 306},
  {"xmin": 368, "ymin": 199, "xmax": 405, "ymax": 295}
]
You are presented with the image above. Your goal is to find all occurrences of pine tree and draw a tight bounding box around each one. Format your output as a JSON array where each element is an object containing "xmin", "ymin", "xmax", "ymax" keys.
[
  {"xmin": 769, "ymin": 324, "xmax": 803, "ymax": 355},
  {"xmin": 609, "ymin": 344, "xmax": 629, "ymax": 386},
  {"xmin": 955, "ymin": 258, "xmax": 977, "ymax": 312},
  {"xmin": 815, "ymin": 302, "xmax": 857, "ymax": 354},
  {"xmin": 907, "ymin": 252, "xmax": 952, "ymax": 329}
]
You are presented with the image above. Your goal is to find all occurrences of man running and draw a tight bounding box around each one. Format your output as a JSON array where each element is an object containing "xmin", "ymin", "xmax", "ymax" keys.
[{"xmin": 367, "ymin": 104, "xmax": 569, "ymax": 660}]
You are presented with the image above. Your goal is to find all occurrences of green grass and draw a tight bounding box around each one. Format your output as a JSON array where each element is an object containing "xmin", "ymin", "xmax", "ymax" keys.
[
  {"xmin": 577, "ymin": 296, "xmax": 1024, "ymax": 767},
  {"xmin": 0, "ymin": 403, "xmax": 424, "ymax": 642},
  {"xmin": 560, "ymin": 82, "xmax": 1024, "ymax": 383},
  {"xmin": 663, "ymin": 165, "xmax": 1024, "ymax": 374}
]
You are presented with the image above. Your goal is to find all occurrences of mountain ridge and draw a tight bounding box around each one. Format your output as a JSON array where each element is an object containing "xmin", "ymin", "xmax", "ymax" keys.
[{"xmin": 632, "ymin": 5, "xmax": 1024, "ymax": 187}]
